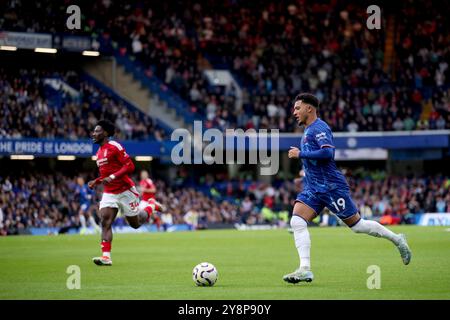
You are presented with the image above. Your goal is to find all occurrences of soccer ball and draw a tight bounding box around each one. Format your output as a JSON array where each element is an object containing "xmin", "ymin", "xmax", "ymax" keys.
[{"xmin": 192, "ymin": 262, "xmax": 218, "ymax": 286}]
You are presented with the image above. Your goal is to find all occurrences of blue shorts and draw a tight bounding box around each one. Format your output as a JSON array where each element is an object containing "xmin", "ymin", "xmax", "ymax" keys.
[{"xmin": 295, "ymin": 188, "xmax": 358, "ymax": 221}]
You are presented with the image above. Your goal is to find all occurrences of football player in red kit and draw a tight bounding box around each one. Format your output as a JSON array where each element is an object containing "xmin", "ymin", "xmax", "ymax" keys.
[
  {"xmin": 139, "ymin": 170, "xmax": 156, "ymax": 202},
  {"xmin": 88, "ymin": 120, "xmax": 165, "ymax": 266},
  {"xmin": 139, "ymin": 170, "xmax": 162, "ymax": 229}
]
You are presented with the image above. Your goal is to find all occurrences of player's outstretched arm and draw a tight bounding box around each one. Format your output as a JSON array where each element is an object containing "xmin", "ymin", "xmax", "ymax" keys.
[
  {"xmin": 102, "ymin": 156, "xmax": 135, "ymax": 185},
  {"xmin": 288, "ymin": 146, "xmax": 333, "ymax": 160},
  {"xmin": 88, "ymin": 178, "xmax": 102, "ymax": 189},
  {"xmin": 300, "ymin": 147, "xmax": 334, "ymax": 160},
  {"xmin": 112, "ymin": 156, "xmax": 135, "ymax": 178}
]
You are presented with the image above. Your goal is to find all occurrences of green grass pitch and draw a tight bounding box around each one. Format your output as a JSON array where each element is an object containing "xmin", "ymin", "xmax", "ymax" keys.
[{"xmin": 0, "ymin": 226, "xmax": 449, "ymax": 299}]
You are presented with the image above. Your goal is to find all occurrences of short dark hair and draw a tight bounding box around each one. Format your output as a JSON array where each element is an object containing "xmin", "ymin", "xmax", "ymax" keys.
[
  {"xmin": 97, "ymin": 119, "xmax": 116, "ymax": 137},
  {"xmin": 294, "ymin": 93, "xmax": 319, "ymax": 109}
]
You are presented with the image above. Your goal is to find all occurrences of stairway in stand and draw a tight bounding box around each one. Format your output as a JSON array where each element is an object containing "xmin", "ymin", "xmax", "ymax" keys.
[{"xmin": 383, "ymin": 15, "xmax": 397, "ymax": 81}]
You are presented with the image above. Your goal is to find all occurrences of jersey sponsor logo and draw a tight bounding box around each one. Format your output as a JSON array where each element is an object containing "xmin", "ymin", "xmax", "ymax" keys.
[
  {"xmin": 315, "ymin": 132, "xmax": 327, "ymax": 141},
  {"xmin": 96, "ymin": 158, "xmax": 108, "ymax": 167}
]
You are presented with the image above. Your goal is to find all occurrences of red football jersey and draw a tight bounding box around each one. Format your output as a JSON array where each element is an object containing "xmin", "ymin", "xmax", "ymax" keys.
[
  {"xmin": 95, "ymin": 141, "xmax": 135, "ymax": 194},
  {"xmin": 139, "ymin": 178, "xmax": 156, "ymax": 201}
]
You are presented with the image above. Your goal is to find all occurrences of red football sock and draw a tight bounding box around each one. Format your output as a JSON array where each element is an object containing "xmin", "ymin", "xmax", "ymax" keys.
[
  {"xmin": 101, "ymin": 241, "xmax": 111, "ymax": 258},
  {"xmin": 154, "ymin": 215, "xmax": 161, "ymax": 229},
  {"xmin": 148, "ymin": 198, "xmax": 162, "ymax": 211},
  {"xmin": 144, "ymin": 205, "xmax": 154, "ymax": 222}
]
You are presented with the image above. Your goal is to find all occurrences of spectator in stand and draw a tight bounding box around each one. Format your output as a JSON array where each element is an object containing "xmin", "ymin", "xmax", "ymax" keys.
[{"xmin": 184, "ymin": 207, "xmax": 199, "ymax": 230}]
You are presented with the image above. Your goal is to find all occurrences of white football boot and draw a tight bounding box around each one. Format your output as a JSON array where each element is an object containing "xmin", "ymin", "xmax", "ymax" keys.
[
  {"xmin": 283, "ymin": 268, "xmax": 314, "ymax": 284},
  {"xmin": 396, "ymin": 233, "xmax": 412, "ymax": 265},
  {"xmin": 92, "ymin": 256, "xmax": 112, "ymax": 266}
]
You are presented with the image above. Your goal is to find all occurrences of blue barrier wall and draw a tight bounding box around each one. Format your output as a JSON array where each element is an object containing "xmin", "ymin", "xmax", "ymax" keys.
[
  {"xmin": 1, "ymin": 130, "xmax": 449, "ymax": 157},
  {"xmin": 415, "ymin": 213, "xmax": 450, "ymax": 226},
  {"xmin": 0, "ymin": 139, "xmax": 165, "ymax": 157},
  {"xmin": 279, "ymin": 131, "xmax": 450, "ymax": 149}
]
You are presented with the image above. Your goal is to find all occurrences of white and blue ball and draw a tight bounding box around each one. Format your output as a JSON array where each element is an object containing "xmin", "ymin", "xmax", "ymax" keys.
[{"xmin": 192, "ymin": 262, "xmax": 218, "ymax": 286}]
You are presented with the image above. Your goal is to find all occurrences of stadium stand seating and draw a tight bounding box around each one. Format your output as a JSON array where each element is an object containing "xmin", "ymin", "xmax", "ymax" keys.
[
  {"xmin": 0, "ymin": 67, "xmax": 167, "ymax": 140},
  {"xmin": 1, "ymin": 0, "xmax": 448, "ymax": 133}
]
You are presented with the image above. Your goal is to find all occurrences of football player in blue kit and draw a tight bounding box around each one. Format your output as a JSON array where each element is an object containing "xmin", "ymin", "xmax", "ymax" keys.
[{"xmin": 283, "ymin": 93, "xmax": 412, "ymax": 284}]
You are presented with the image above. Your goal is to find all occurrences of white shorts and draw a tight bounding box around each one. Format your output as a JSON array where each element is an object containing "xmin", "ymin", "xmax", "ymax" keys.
[
  {"xmin": 99, "ymin": 186, "xmax": 140, "ymax": 217},
  {"xmin": 138, "ymin": 199, "xmax": 149, "ymax": 211}
]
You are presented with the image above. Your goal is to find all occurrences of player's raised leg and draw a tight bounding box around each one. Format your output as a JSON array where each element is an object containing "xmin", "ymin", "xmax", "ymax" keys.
[
  {"xmin": 325, "ymin": 188, "xmax": 412, "ymax": 265},
  {"xmin": 126, "ymin": 205, "xmax": 154, "ymax": 228},
  {"xmin": 124, "ymin": 189, "xmax": 166, "ymax": 229},
  {"xmin": 283, "ymin": 201, "xmax": 316, "ymax": 284},
  {"xmin": 93, "ymin": 207, "xmax": 118, "ymax": 266},
  {"xmin": 145, "ymin": 198, "xmax": 166, "ymax": 229},
  {"xmin": 344, "ymin": 212, "xmax": 412, "ymax": 265}
]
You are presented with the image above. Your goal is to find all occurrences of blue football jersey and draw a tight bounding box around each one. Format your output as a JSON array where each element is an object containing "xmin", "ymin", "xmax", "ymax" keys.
[{"xmin": 300, "ymin": 118, "xmax": 349, "ymax": 193}]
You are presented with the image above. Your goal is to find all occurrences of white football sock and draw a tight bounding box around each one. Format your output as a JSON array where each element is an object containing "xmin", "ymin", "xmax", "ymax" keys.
[
  {"xmin": 351, "ymin": 219, "xmax": 401, "ymax": 245},
  {"xmin": 291, "ymin": 215, "xmax": 311, "ymax": 271},
  {"xmin": 80, "ymin": 214, "xmax": 86, "ymax": 229},
  {"xmin": 88, "ymin": 215, "xmax": 99, "ymax": 228}
]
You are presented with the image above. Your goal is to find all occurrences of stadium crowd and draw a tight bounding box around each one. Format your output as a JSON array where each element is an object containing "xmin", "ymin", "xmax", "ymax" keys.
[
  {"xmin": 0, "ymin": 68, "xmax": 166, "ymax": 141},
  {"xmin": 0, "ymin": 172, "xmax": 240, "ymax": 236},
  {"xmin": 85, "ymin": 0, "xmax": 450, "ymax": 132},
  {"xmin": 1, "ymin": 170, "xmax": 449, "ymax": 236},
  {"xmin": 1, "ymin": 0, "xmax": 448, "ymax": 134},
  {"xmin": 209, "ymin": 170, "xmax": 450, "ymax": 225}
]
